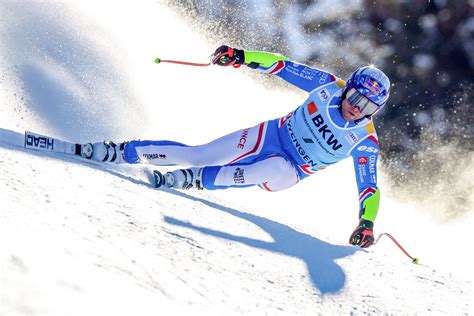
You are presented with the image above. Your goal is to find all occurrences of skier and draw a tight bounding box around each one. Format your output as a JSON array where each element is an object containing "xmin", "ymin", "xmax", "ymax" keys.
[{"xmin": 87, "ymin": 45, "xmax": 390, "ymax": 248}]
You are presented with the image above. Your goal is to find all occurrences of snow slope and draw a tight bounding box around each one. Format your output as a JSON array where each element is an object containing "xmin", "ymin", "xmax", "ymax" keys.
[{"xmin": 1, "ymin": 1, "xmax": 472, "ymax": 315}]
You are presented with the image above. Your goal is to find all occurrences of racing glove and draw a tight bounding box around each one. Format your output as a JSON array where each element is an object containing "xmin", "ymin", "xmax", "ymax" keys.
[
  {"xmin": 349, "ymin": 220, "xmax": 374, "ymax": 248},
  {"xmin": 211, "ymin": 45, "xmax": 245, "ymax": 66}
]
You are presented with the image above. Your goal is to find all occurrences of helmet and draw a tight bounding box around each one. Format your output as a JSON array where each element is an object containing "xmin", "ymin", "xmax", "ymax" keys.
[{"xmin": 345, "ymin": 66, "xmax": 391, "ymax": 116}]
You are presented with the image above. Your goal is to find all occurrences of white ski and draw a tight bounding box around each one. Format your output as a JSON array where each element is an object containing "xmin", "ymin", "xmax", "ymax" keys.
[{"xmin": 24, "ymin": 131, "xmax": 93, "ymax": 159}]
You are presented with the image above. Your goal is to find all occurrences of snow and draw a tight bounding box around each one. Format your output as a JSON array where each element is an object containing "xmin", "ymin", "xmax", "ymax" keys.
[{"xmin": 1, "ymin": 1, "xmax": 472, "ymax": 315}]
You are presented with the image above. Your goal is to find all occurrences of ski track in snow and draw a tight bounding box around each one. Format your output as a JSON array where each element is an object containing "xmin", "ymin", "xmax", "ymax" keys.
[{"xmin": 0, "ymin": 1, "xmax": 472, "ymax": 315}]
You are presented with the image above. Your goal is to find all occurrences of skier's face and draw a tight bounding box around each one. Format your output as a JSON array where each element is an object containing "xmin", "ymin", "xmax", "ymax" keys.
[{"xmin": 341, "ymin": 98, "xmax": 365, "ymax": 121}]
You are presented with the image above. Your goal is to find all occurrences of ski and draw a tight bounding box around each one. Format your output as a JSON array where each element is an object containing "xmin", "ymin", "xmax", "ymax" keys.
[{"xmin": 24, "ymin": 131, "xmax": 93, "ymax": 159}]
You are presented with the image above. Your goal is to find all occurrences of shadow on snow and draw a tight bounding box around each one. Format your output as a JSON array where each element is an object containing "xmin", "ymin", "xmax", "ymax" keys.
[{"xmin": 162, "ymin": 189, "xmax": 360, "ymax": 295}]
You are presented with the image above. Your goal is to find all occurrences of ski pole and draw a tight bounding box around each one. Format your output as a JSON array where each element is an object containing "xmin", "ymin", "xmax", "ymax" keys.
[
  {"xmin": 374, "ymin": 233, "xmax": 419, "ymax": 264},
  {"xmin": 154, "ymin": 57, "xmax": 211, "ymax": 67}
]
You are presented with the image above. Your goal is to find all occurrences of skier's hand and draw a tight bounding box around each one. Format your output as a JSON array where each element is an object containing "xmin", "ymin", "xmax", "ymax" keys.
[
  {"xmin": 349, "ymin": 220, "xmax": 374, "ymax": 248},
  {"xmin": 211, "ymin": 45, "xmax": 244, "ymax": 66}
]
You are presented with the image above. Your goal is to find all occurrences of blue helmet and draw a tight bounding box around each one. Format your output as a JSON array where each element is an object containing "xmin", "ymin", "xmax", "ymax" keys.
[{"xmin": 345, "ymin": 66, "xmax": 391, "ymax": 115}]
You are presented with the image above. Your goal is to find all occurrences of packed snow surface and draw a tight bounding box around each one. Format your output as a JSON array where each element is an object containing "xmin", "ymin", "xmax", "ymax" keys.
[{"xmin": 0, "ymin": 1, "xmax": 471, "ymax": 315}]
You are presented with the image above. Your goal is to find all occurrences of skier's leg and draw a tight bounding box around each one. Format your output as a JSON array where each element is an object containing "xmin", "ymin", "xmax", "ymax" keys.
[
  {"xmin": 161, "ymin": 155, "xmax": 299, "ymax": 191},
  {"xmin": 122, "ymin": 122, "xmax": 268, "ymax": 166},
  {"xmin": 206, "ymin": 155, "xmax": 299, "ymax": 191}
]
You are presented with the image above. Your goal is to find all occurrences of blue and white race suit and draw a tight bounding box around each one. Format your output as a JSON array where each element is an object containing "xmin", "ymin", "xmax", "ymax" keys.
[{"xmin": 123, "ymin": 54, "xmax": 380, "ymax": 218}]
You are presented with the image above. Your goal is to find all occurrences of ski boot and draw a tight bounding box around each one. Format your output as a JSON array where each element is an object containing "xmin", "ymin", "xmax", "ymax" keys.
[
  {"xmin": 88, "ymin": 141, "xmax": 128, "ymax": 163},
  {"xmin": 154, "ymin": 168, "xmax": 204, "ymax": 190},
  {"xmin": 79, "ymin": 143, "xmax": 94, "ymax": 159}
]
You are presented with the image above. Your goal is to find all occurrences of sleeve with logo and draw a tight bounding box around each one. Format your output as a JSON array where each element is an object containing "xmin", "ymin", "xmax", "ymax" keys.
[
  {"xmin": 350, "ymin": 136, "xmax": 380, "ymax": 222},
  {"xmin": 243, "ymin": 51, "xmax": 339, "ymax": 92}
]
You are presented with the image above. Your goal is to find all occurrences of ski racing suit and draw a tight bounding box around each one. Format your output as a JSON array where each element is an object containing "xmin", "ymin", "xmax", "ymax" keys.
[{"xmin": 123, "ymin": 51, "xmax": 381, "ymax": 222}]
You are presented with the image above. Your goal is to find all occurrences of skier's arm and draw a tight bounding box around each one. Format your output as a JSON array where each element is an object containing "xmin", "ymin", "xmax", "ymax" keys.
[
  {"xmin": 243, "ymin": 50, "xmax": 340, "ymax": 92},
  {"xmin": 347, "ymin": 131, "xmax": 380, "ymax": 248},
  {"xmin": 211, "ymin": 45, "xmax": 340, "ymax": 92},
  {"xmin": 350, "ymin": 133, "xmax": 380, "ymax": 222}
]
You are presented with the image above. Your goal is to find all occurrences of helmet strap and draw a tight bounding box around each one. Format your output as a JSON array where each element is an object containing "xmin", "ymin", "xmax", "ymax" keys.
[{"xmin": 341, "ymin": 86, "xmax": 349, "ymax": 100}]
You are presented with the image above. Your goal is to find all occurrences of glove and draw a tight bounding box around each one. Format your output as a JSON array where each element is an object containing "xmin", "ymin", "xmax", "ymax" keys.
[
  {"xmin": 349, "ymin": 220, "xmax": 374, "ymax": 248},
  {"xmin": 211, "ymin": 45, "xmax": 245, "ymax": 66}
]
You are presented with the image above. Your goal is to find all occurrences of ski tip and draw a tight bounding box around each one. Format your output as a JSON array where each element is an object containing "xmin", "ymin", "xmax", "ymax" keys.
[
  {"xmin": 154, "ymin": 57, "xmax": 161, "ymax": 64},
  {"xmin": 153, "ymin": 170, "xmax": 164, "ymax": 188}
]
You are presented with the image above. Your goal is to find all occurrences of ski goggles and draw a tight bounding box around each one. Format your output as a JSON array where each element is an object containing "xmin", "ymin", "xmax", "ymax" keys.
[{"xmin": 346, "ymin": 88, "xmax": 380, "ymax": 116}]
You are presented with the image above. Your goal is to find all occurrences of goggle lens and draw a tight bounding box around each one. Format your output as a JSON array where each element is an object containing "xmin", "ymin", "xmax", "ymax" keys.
[{"xmin": 347, "ymin": 88, "xmax": 379, "ymax": 116}]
